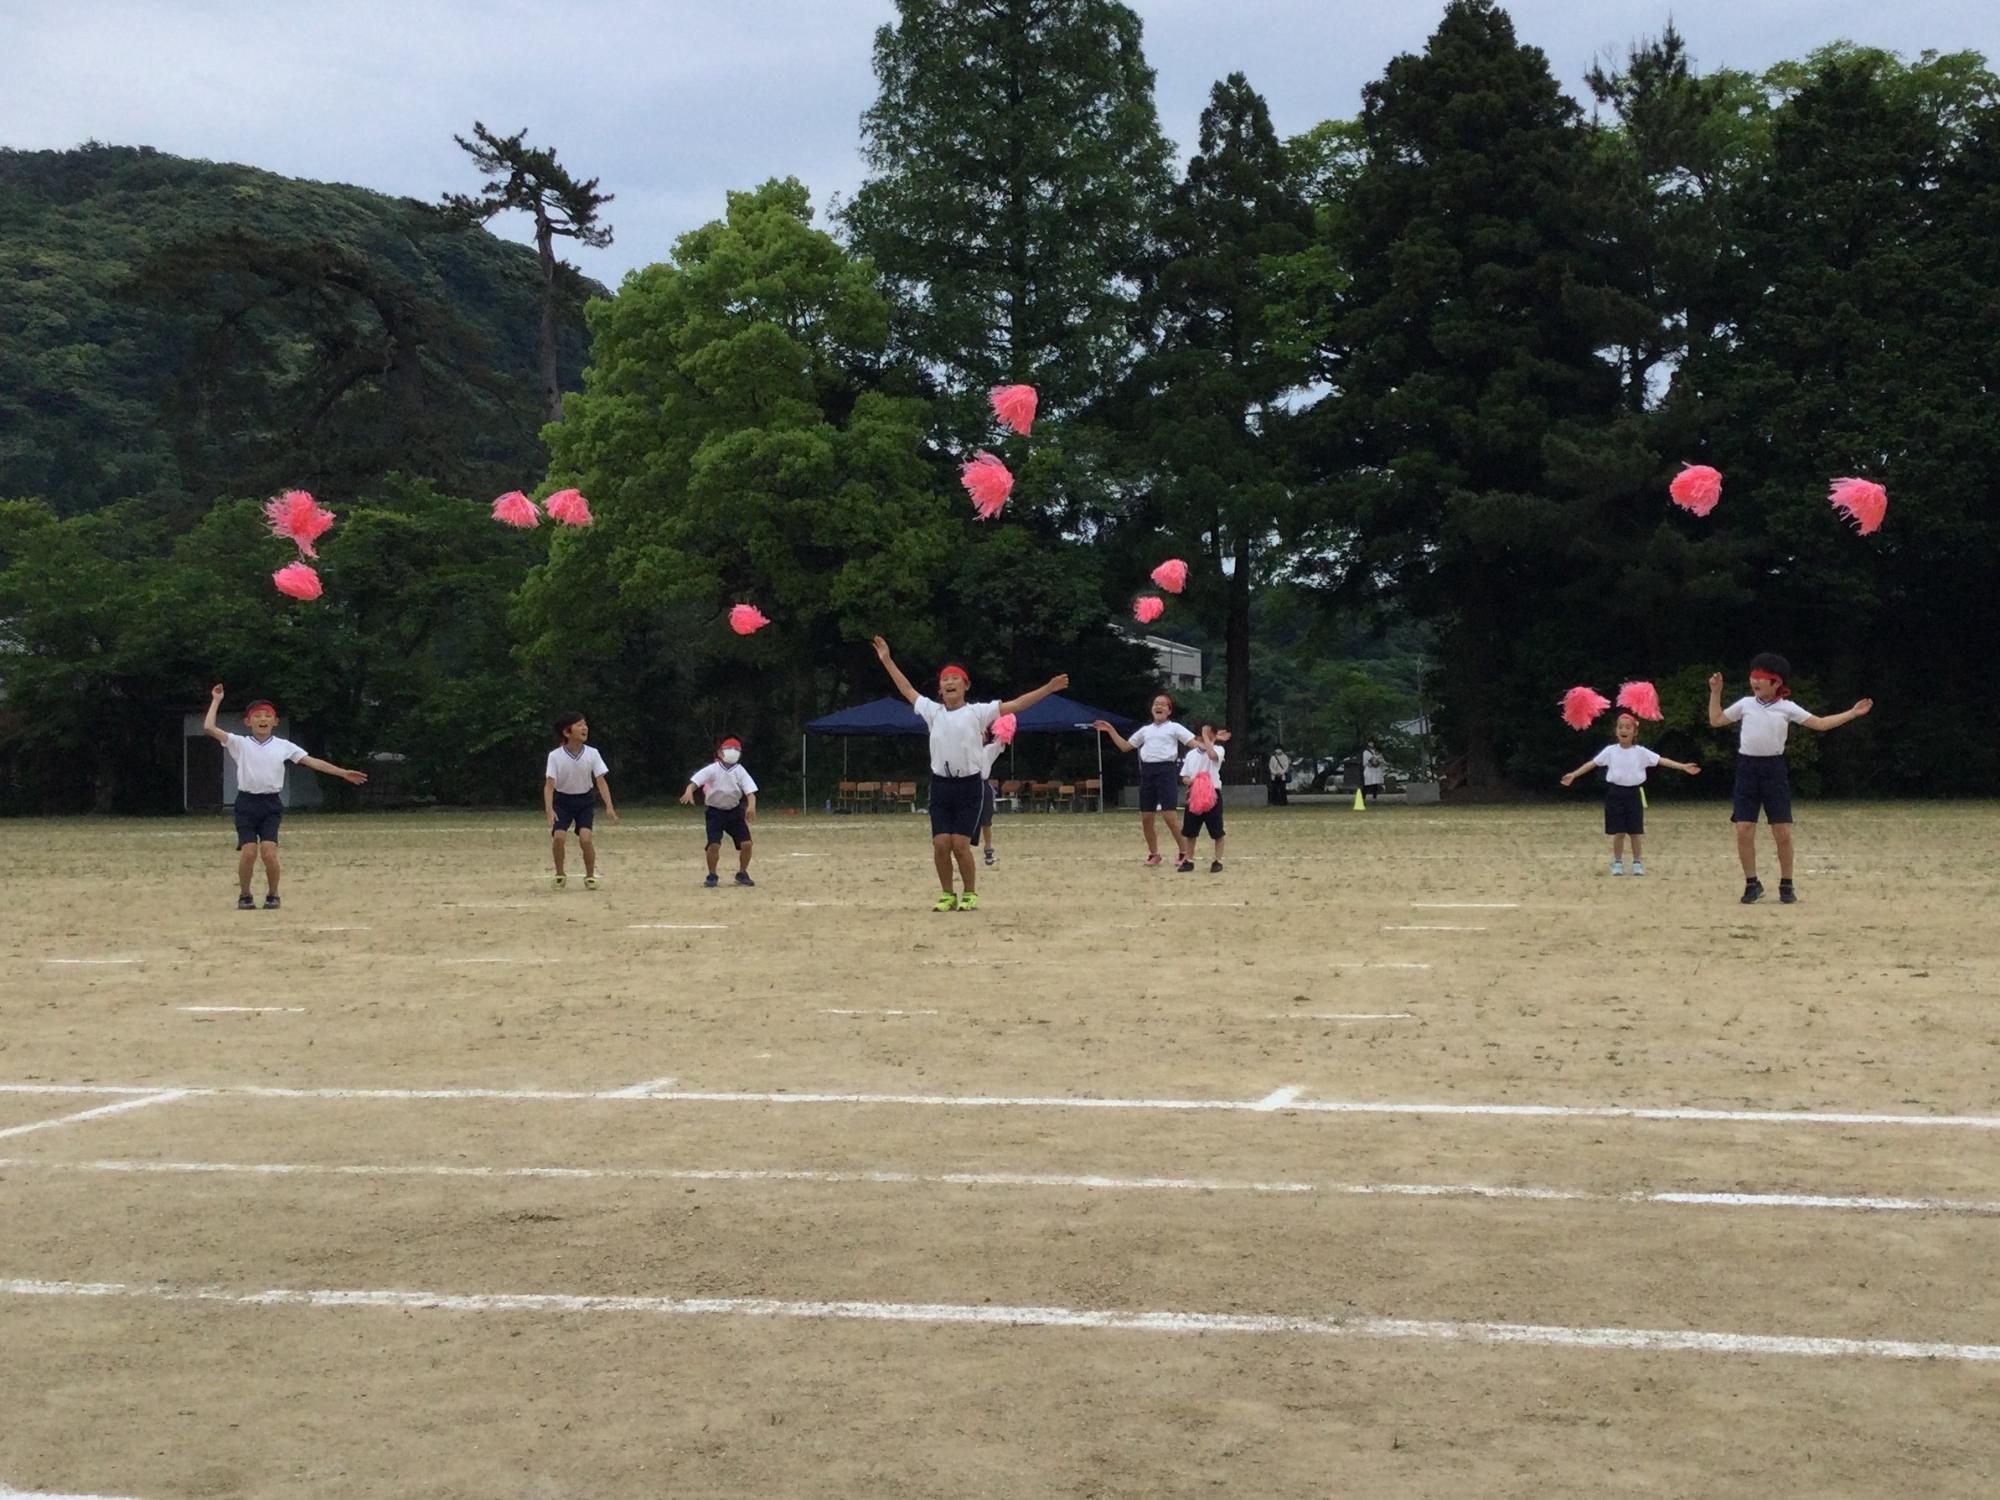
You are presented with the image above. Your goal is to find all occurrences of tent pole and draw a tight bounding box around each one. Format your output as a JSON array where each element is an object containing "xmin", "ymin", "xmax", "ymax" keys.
[
  {"xmin": 800, "ymin": 733, "xmax": 807, "ymax": 816},
  {"xmin": 1096, "ymin": 731, "xmax": 1104, "ymax": 812}
]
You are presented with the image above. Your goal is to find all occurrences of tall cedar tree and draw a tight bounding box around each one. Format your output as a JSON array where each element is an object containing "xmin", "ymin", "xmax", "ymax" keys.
[
  {"xmin": 843, "ymin": 0, "xmax": 1173, "ymax": 461},
  {"xmin": 443, "ymin": 124, "xmax": 612, "ymax": 422},
  {"xmin": 1118, "ymin": 75, "xmax": 1312, "ymax": 774},
  {"xmin": 1313, "ymin": 0, "xmax": 1628, "ymax": 783}
]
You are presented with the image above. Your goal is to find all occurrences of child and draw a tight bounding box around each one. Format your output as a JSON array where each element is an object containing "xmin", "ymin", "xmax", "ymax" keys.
[
  {"xmin": 202, "ymin": 684, "xmax": 367, "ymax": 910},
  {"xmin": 1707, "ymin": 653, "xmax": 1872, "ymax": 904},
  {"xmin": 872, "ymin": 636, "xmax": 1067, "ymax": 911},
  {"xmin": 1092, "ymin": 695, "xmax": 1229, "ymax": 866},
  {"xmin": 680, "ymin": 736, "xmax": 757, "ymax": 887},
  {"xmin": 1177, "ymin": 723, "xmax": 1226, "ymax": 873},
  {"xmin": 978, "ymin": 734, "xmax": 1006, "ymax": 867},
  {"xmin": 1559, "ymin": 710, "xmax": 1700, "ymax": 875},
  {"xmin": 543, "ymin": 712, "xmax": 617, "ymax": 890}
]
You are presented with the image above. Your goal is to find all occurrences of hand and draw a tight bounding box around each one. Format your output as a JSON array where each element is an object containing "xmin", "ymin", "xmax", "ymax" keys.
[
  {"xmin": 1214, "ymin": 729, "xmax": 1231, "ymax": 742},
  {"xmin": 209, "ymin": 683, "xmax": 226, "ymax": 702},
  {"xmin": 339, "ymin": 769, "xmax": 367, "ymax": 785},
  {"xmin": 1091, "ymin": 719, "xmax": 1111, "ymax": 733},
  {"xmin": 1852, "ymin": 698, "xmax": 1873, "ymax": 717},
  {"xmin": 1560, "ymin": 772, "xmax": 1577, "ymax": 786},
  {"xmin": 1047, "ymin": 673, "xmax": 1069, "ymax": 692},
  {"xmin": 678, "ymin": 787, "xmax": 694, "ymax": 805},
  {"xmin": 1708, "ymin": 672, "xmax": 1724, "ymax": 693},
  {"xmin": 746, "ymin": 806, "xmax": 757, "ymax": 822},
  {"xmin": 607, "ymin": 809, "xmax": 620, "ymax": 824},
  {"xmin": 1683, "ymin": 763, "xmax": 1701, "ymax": 776},
  {"xmin": 872, "ymin": 636, "xmax": 891, "ymax": 662}
]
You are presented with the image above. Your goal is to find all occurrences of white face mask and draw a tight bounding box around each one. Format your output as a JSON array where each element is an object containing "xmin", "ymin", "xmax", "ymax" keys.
[{"xmin": 721, "ymin": 748, "xmax": 741, "ymax": 765}]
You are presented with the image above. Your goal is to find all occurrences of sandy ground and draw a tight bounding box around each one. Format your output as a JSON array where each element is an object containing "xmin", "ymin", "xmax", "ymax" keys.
[{"xmin": 1, "ymin": 803, "xmax": 1996, "ymax": 1498}]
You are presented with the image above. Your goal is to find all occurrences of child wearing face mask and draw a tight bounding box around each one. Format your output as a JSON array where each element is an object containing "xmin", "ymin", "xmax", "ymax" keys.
[{"xmin": 680, "ymin": 736, "xmax": 758, "ymax": 888}]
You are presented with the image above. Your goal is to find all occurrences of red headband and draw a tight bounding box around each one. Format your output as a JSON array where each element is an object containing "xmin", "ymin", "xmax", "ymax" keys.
[
  {"xmin": 719, "ymin": 737, "xmax": 741, "ymax": 751},
  {"xmin": 1749, "ymin": 669, "xmax": 1791, "ymax": 699},
  {"xmin": 939, "ymin": 665, "xmax": 969, "ymax": 684},
  {"xmin": 244, "ymin": 700, "xmax": 277, "ymax": 716}
]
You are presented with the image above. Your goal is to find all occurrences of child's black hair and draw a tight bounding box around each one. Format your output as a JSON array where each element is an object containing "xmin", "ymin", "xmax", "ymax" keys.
[
  {"xmin": 1749, "ymin": 651, "xmax": 1791, "ymax": 679},
  {"xmin": 553, "ymin": 711, "xmax": 585, "ymax": 743}
]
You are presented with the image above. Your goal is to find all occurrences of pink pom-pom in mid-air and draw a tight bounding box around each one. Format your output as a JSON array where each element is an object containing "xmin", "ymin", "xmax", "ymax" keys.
[
  {"xmin": 1132, "ymin": 595, "xmax": 1165, "ymax": 626},
  {"xmin": 989, "ymin": 384, "xmax": 1038, "ymax": 436},
  {"xmin": 991, "ymin": 712, "xmax": 1018, "ymax": 746},
  {"xmin": 728, "ymin": 603, "xmax": 770, "ymax": 636},
  {"xmin": 1186, "ymin": 770, "xmax": 1217, "ymax": 815},
  {"xmin": 1616, "ymin": 680, "xmax": 1663, "ymax": 721},
  {"xmin": 1668, "ymin": 465, "xmax": 1722, "ymax": 518},
  {"xmin": 543, "ymin": 488, "xmax": 593, "ymax": 527},
  {"xmin": 961, "ymin": 452, "xmax": 1014, "ymax": 520},
  {"xmin": 493, "ymin": 491, "xmax": 540, "ymax": 529},
  {"xmin": 1828, "ymin": 477, "xmax": 1888, "ymax": 535},
  {"xmin": 1561, "ymin": 686, "xmax": 1612, "ymax": 731},
  {"xmin": 272, "ymin": 562, "xmax": 323, "ymax": 601},
  {"xmin": 264, "ymin": 490, "xmax": 337, "ymax": 557},
  {"xmin": 1150, "ymin": 558, "xmax": 1189, "ymax": 594}
]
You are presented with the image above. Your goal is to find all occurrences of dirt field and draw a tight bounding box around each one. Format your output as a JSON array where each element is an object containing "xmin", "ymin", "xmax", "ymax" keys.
[{"xmin": 2, "ymin": 802, "xmax": 1996, "ymax": 1499}]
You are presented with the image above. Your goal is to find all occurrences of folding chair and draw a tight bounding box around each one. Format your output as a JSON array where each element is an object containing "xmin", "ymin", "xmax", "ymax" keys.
[{"xmin": 1078, "ymin": 778, "xmax": 1101, "ymax": 812}]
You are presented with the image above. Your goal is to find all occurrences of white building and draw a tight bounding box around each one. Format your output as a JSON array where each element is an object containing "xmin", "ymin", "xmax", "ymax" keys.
[{"xmin": 1141, "ymin": 635, "xmax": 1202, "ymax": 691}]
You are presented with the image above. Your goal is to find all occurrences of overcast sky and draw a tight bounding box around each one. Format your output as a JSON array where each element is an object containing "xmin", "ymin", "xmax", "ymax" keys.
[{"xmin": 4, "ymin": 1, "xmax": 1994, "ymax": 284}]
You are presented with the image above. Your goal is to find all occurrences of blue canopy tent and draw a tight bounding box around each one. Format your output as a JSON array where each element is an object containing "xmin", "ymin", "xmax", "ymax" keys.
[{"xmin": 801, "ymin": 694, "xmax": 1142, "ymax": 813}]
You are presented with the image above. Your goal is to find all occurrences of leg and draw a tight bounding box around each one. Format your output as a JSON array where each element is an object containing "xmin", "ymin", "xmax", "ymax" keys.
[
  {"xmin": 577, "ymin": 828, "xmax": 596, "ymax": 877},
  {"xmin": 1772, "ymin": 822, "xmax": 1794, "ymax": 879},
  {"xmin": 259, "ymin": 841, "xmax": 281, "ymax": 896},
  {"xmin": 1212, "ymin": 835, "xmax": 1225, "ymax": 862},
  {"xmin": 237, "ymin": 843, "xmax": 258, "ymax": 896},
  {"xmin": 1610, "ymin": 834, "xmax": 1626, "ymax": 862},
  {"xmin": 1163, "ymin": 810, "xmax": 1186, "ymax": 858},
  {"xmin": 1140, "ymin": 811, "xmax": 1159, "ymax": 857},
  {"xmin": 932, "ymin": 834, "xmax": 956, "ymax": 893},
  {"xmin": 951, "ymin": 835, "xmax": 977, "ymax": 893},
  {"xmin": 705, "ymin": 841, "xmax": 721, "ymax": 876},
  {"xmin": 1735, "ymin": 820, "xmax": 1757, "ymax": 878},
  {"xmin": 737, "ymin": 837, "xmax": 753, "ymax": 875},
  {"xmin": 1630, "ymin": 834, "xmax": 1643, "ymax": 861}
]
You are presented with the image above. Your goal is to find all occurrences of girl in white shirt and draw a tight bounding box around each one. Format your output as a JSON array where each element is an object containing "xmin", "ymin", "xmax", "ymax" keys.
[
  {"xmin": 1560, "ymin": 712, "xmax": 1700, "ymax": 875},
  {"xmin": 1092, "ymin": 695, "xmax": 1230, "ymax": 866}
]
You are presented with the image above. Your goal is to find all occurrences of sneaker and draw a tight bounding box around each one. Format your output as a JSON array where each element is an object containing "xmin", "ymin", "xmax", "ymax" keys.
[
  {"xmin": 1144, "ymin": 854, "xmax": 1163, "ymax": 867},
  {"xmin": 983, "ymin": 848, "xmax": 995, "ymax": 866},
  {"xmin": 1610, "ymin": 861, "xmax": 1625, "ymax": 876},
  {"xmin": 958, "ymin": 892, "xmax": 980, "ymax": 911},
  {"xmin": 734, "ymin": 871, "xmax": 755, "ymax": 887},
  {"xmin": 703, "ymin": 873, "xmax": 719, "ymax": 889},
  {"xmin": 1630, "ymin": 861, "xmax": 1645, "ymax": 876},
  {"xmin": 1741, "ymin": 879, "xmax": 1764, "ymax": 905},
  {"xmin": 1209, "ymin": 861, "xmax": 1223, "ymax": 874},
  {"xmin": 263, "ymin": 894, "xmax": 280, "ymax": 909},
  {"xmin": 1779, "ymin": 880, "xmax": 1797, "ymax": 904},
  {"xmin": 933, "ymin": 893, "xmax": 958, "ymax": 912},
  {"xmin": 553, "ymin": 874, "xmax": 567, "ymax": 890},
  {"xmin": 237, "ymin": 893, "xmax": 255, "ymax": 910},
  {"xmin": 1176, "ymin": 859, "xmax": 1195, "ymax": 873},
  {"xmin": 584, "ymin": 875, "xmax": 600, "ymax": 890}
]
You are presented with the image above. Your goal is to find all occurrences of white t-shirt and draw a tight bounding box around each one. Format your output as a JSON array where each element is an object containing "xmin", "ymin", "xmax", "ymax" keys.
[
  {"xmin": 1592, "ymin": 743, "xmax": 1661, "ymax": 787},
  {"xmin": 226, "ymin": 733, "xmax": 306, "ymax": 795},
  {"xmin": 1180, "ymin": 742, "xmax": 1224, "ymax": 782},
  {"xmin": 1362, "ymin": 750, "xmax": 1387, "ymax": 786},
  {"xmin": 1723, "ymin": 696, "xmax": 1811, "ymax": 757},
  {"xmin": 545, "ymin": 745, "xmax": 609, "ymax": 795},
  {"xmin": 914, "ymin": 696, "xmax": 1000, "ymax": 777},
  {"xmin": 689, "ymin": 762, "xmax": 758, "ymax": 810},
  {"xmin": 1129, "ymin": 721, "xmax": 1195, "ymax": 764},
  {"xmin": 979, "ymin": 739, "xmax": 1007, "ymax": 778}
]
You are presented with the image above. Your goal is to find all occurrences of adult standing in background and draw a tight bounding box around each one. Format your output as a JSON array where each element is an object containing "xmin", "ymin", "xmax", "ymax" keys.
[
  {"xmin": 1362, "ymin": 741, "xmax": 1387, "ymax": 802},
  {"xmin": 1267, "ymin": 746, "xmax": 1291, "ymax": 806}
]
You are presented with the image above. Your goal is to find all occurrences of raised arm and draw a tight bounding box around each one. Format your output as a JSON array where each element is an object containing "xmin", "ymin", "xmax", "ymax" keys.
[
  {"xmin": 998, "ymin": 673, "xmax": 1069, "ymax": 717},
  {"xmin": 1091, "ymin": 719, "xmax": 1135, "ymax": 754},
  {"xmin": 872, "ymin": 636, "xmax": 919, "ymax": 706},
  {"xmin": 1706, "ymin": 672, "xmax": 1729, "ymax": 729},
  {"xmin": 299, "ymin": 754, "xmax": 367, "ymax": 786},
  {"xmin": 202, "ymin": 684, "xmax": 231, "ymax": 745},
  {"xmin": 1803, "ymin": 699, "xmax": 1872, "ymax": 732}
]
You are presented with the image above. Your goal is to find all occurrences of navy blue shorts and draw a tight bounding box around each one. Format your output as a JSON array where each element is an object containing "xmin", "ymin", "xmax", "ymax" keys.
[
  {"xmin": 233, "ymin": 791, "xmax": 284, "ymax": 847},
  {"xmin": 979, "ymin": 781, "xmax": 996, "ymax": 829},
  {"xmin": 1138, "ymin": 762, "xmax": 1180, "ymax": 813},
  {"xmin": 551, "ymin": 790, "xmax": 596, "ymax": 833},
  {"xmin": 1181, "ymin": 800, "xmax": 1225, "ymax": 842},
  {"xmin": 930, "ymin": 774, "xmax": 985, "ymax": 839},
  {"xmin": 705, "ymin": 804, "xmax": 752, "ymax": 848},
  {"xmin": 1604, "ymin": 784, "xmax": 1644, "ymax": 836},
  {"xmin": 1731, "ymin": 755, "xmax": 1793, "ymax": 824}
]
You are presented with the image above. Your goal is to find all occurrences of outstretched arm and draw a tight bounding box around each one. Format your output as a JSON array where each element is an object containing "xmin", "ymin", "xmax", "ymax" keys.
[
  {"xmin": 678, "ymin": 779, "xmax": 698, "ymax": 806},
  {"xmin": 1091, "ymin": 719, "xmax": 1135, "ymax": 754},
  {"xmin": 1706, "ymin": 673, "xmax": 1730, "ymax": 729},
  {"xmin": 202, "ymin": 684, "xmax": 231, "ymax": 745},
  {"xmin": 999, "ymin": 673, "xmax": 1069, "ymax": 717},
  {"xmin": 1659, "ymin": 758, "xmax": 1702, "ymax": 775},
  {"xmin": 1803, "ymin": 699, "xmax": 1872, "ymax": 732},
  {"xmin": 299, "ymin": 754, "xmax": 367, "ymax": 786},
  {"xmin": 872, "ymin": 636, "xmax": 919, "ymax": 706},
  {"xmin": 1558, "ymin": 760, "xmax": 1599, "ymax": 787},
  {"xmin": 594, "ymin": 772, "xmax": 618, "ymax": 822}
]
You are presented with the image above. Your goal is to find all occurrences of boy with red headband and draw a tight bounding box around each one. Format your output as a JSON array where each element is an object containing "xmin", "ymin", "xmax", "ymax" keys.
[
  {"xmin": 872, "ymin": 636, "xmax": 1067, "ymax": 910},
  {"xmin": 680, "ymin": 736, "xmax": 758, "ymax": 888},
  {"xmin": 1708, "ymin": 653, "xmax": 1872, "ymax": 904},
  {"xmin": 202, "ymin": 684, "xmax": 367, "ymax": 909}
]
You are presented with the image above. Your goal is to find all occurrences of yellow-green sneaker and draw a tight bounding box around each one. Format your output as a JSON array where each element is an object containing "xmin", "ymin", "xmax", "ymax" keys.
[
  {"xmin": 552, "ymin": 873, "xmax": 567, "ymax": 889},
  {"xmin": 932, "ymin": 892, "xmax": 958, "ymax": 912},
  {"xmin": 957, "ymin": 891, "xmax": 980, "ymax": 912}
]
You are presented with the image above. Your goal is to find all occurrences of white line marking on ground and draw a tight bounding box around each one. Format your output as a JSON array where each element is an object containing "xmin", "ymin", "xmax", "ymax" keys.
[
  {"xmin": 1411, "ymin": 902, "xmax": 1518, "ymax": 909},
  {"xmin": 9, "ymin": 1156, "xmax": 1998, "ymax": 1221},
  {"xmin": 627, "ymin": 924, "xmax": 730, "ymax": 931},
  {"xmin": 605, "ymin": 1077, "xmax": 679, "ymax": 1098},
  {"xmin": 792, "ymin": 901, "xmax": 854, "ymax": 907},
  {"xmin": 1261, "ymin": 1013, "xmax": 1415, "ymax": 1022},
  {"xmin": 921, "ymin": 959, "xmax": 1022, "ymax": 966},
  {"xmin": 440, "ymin": 902, "xmax": 538, "ymax": 909},
  {"xmin": 1382, "ymin": 925, "xmax": 1486, "ymax": 932},
  {"xmin": 822, "ymin": 1009, "xmax": 940, "ymax": 1017},
  {"xmin": 43, "ymin": 959, "xmax": 141, "ymax": 966},
  {"xmin": 5, "ymin": 1278, "xmax": 1994, "ymax": 1364},
  {"xmin": 0, "ymin": 1091, "xmax": 188, "ymax": 1141},
  {"xmin": 311, "ymin": 926, "xmax": 370, "ymax": 932},
  {"xmin": 1330, "ymin": 962, "xmax": 1432, "ymax": 970},
  {"xmin": 177, "ymin": 1012, "xmax": 304, "ymax": 1024},
  {"xmin": 436, "ymin": 958, "xmax": 554, "ymax": 965},
  {"xmin": 1160, "ymin": 901, "xmax": 1248, "ymax": 907},
  {"xmin": 4, "ymin": 1081, "xmax": 1998, "ymax": 1130},
  {"xmin": 789, "ymin": 852, "xmax": 825, "ymax": 857},
  {"xmin": 0, "ymin": 1479, "xmax": 146, "ymax": 1499},
  {"xmin": 1253, "ymin": 1086, "xmax": 1305, "ymax": 1111}
]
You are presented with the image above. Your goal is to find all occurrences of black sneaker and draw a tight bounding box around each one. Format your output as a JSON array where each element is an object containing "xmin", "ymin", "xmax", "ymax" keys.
[
  {"xmin": 237, "ymin": 893, "xmax": 255, "ymax": 910},
  {"xmin": 263, "ymin": 894, "xmax": 281, "ymax": 909},
  {"xmin": 1779, "ymin": 880, "xmax": 1797, "ymax": 904},
  {"xmin": 734, "ymin": 871, "xmax": 755, "ymax": 887},
  {"xmin": 1176, "ymin": 859, "xmax": 1195, "ymax": 873},
  {"xmin": 703, "ymin": 873, "xmax": 719, "ymax": 888},
  {"xmin": 1209, "ymin": 861, "xmax": 1223, "ymax": 874},
  {"xmin": 1740, "ymin": 879, "xmax": 1764, "ymax": 905},
  {"xmin": 983, "ymin": 848, "xmax": 995, "ymax": 866}
]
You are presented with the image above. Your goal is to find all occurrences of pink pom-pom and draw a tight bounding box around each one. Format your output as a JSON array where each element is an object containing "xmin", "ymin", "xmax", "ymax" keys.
[
  {"xmin": 989, "ymin": 384, "xmax": 1038, "ymax": 436},
  {"xmin": 493, "ymin": 491, "xmax": 541, "ymax": 528},
  {"xmin": 1616, "ymin": 681, "xmax": 1663, "ymax": 721},
  {"xmin": 991, "ymin": 712, "xmax": 1018, "ymax": 746},
  {"xmin": 1187, "ymin": 770, "xmax": 1217, "ymax": 815},
  {"xmin": 272, "ymin": 561, "xmax": 323, "ymax": 601},
  {"xmin": 543, "ymin": 488, "xmax": 593, "ymax": 527},
  {"xmin": 263, "ymin": 490, "xmax": 337, "ymax": 557},
  {"xmin": 961, "ymin": 451, "xmax": 1013, "ymax": 519},
  {"xmin": 728, "ymin": 603, "xmax": 770, "ymax": 636},
  {"xmin": 1150, "ymin": 558, "xmax": 1189, "ymax": 594},
  {"xmin": 1561, "ymin": 686, "xmax": 1612, "ymax": 731},
  {"xmin": 1828, "ymin": 476, "xmax": 1887, "ymax": 535},
  {"xmin": 1132, "ymin": 595, "xmax": 1165, "ymax": 625},
  {"xmin": 1668, "ymin": 465, "xmax": 1722, "ymax": 517}
]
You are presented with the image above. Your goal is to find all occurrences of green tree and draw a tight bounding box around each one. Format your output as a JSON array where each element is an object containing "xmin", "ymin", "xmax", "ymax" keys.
[{"xmin": 443, "ymin": 123, "xmax": 613, "ymax": 422}]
